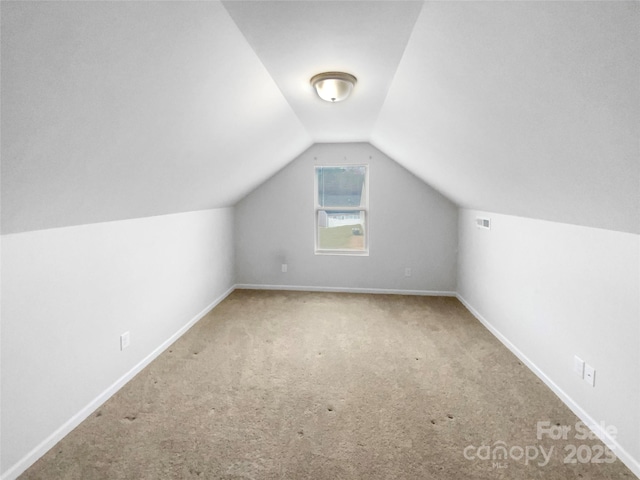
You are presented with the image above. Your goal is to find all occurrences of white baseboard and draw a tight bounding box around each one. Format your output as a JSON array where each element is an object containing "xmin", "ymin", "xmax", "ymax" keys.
[
  {"xmin": 234, "ymin": 283, "xmax": 457, "ymax": 297},
  {"xmin": 1, "ymin": 285, "xmax": 235, "ymax": 480},
  {"xmin": 456, "ymin": 293, "xmax": 640, "ymax": 480}
]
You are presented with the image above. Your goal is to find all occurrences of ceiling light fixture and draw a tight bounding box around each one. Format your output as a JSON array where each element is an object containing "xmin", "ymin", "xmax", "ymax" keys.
[{"xmin": 310, "ymin": 72, "xmax": 357, "ymax": 103}]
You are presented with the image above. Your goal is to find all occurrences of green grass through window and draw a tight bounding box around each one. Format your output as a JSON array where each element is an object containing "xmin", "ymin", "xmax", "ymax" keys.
[{"xmin": 318, "ymin": 224, "xmax": 364, "ymax": 250}]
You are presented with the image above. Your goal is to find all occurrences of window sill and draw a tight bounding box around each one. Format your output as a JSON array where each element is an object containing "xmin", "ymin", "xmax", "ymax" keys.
[{"xmin": 314, "ymin": 250, "xmax": 369, "ymax": 256}]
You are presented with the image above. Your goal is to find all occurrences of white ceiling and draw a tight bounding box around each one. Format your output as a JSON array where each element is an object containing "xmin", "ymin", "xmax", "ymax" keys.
[
  {"xmin": 223, "ymin": 1, "xmax": 423, "ymax": 142},
  {"xmin": 1, "ymin": 1, "xmax": 311, "ymax": 233},
  {"xmin": 1, "ymin": 1, "xmax": 638, "ymax": 234},
  {"xmin": 372, "ymin": 1, "xmax": 639, "ymax": 233}
]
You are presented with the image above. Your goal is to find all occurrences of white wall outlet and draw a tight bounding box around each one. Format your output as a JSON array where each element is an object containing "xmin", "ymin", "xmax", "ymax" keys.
[
  {"xmin": 120, "ymin": 332, "xmax": 130, "ymax": 351},
  {"xmin": 281, "ymin": 263, "xmax": 288, "ymax": 273},
  {"xmin": 404, "ymin": 267, "xmax": 412, "ymax": 277},
  {"xmin": 573, "ymin": 356, "xmax": 585, "ymax": 378},
  {"xmin": 584, "ymin": 364, "xmax": 596, "ymax": 387}
]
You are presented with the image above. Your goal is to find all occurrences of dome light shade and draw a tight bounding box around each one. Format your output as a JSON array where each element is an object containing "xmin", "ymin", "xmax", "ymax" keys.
[{"xmin": 310, "ymin": 72, "xmax": 357, "ymax": 103}]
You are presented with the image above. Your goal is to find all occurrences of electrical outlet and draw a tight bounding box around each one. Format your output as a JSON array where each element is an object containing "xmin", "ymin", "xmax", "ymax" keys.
[
  {"xmin": 404, "ymin": 267, "xmax": 412, "ymax": 277},
  {"xmin": 584, "ymin": 364, "xmax": 596, "ymax": 387},
  {"xmin": 573, "ymin": 356, "xmax": 585, "ymax": 378},
  {"xmin": 120, "ymin": 332, "xmax": 130, "ymax": 351},
  {"xmin": 281, "ymin": 263, "xmax": 288, "ymax": 273}
]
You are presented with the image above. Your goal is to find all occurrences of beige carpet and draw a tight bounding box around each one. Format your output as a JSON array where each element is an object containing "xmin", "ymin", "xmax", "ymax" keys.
[{"xmin": 21, "ymin": 290, "xmax": 634, "ymax": 479}]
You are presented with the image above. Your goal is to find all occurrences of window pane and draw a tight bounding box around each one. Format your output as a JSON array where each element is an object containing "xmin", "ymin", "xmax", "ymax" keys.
[
  {"xmin": 317, "ymin": 210, "xmax": 366, "ymax": 250},
  {"xmin": 316, "ymin": 166, "xmax": 366, "ymax": 207}
]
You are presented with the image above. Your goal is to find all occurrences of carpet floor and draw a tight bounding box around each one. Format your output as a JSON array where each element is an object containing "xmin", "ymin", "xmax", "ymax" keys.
[{"xmin": 21, "ymin": 290, "xmax": 635, "ymax": 479}]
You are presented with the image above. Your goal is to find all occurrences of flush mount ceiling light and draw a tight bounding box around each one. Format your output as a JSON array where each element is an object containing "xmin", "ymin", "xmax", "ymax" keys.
[{"xmin": 310, "ymin": 72, "xmax": 357, "ymax": 103}]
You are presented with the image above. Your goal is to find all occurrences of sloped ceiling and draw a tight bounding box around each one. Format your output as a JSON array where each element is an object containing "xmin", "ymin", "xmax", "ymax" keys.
[
  {"xmin": 372, "ymin": 1, "xmax": 640, "ymax": 234},
  {"xmin": 1, "ymin": 1, "xmax": 638, "ymax": 235},
  {"xmin": 1, "ymin": 1, "xmax": 311, "ymax": 234}
]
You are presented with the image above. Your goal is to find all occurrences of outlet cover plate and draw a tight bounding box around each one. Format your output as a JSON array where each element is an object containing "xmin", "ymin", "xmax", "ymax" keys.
[
  {"xmin": 573, "ymin": 356, "xmax": 585, "ymax": 378},
  {"xmin": 120, "ymin": 332, "xmax": 130, "ymax": 351},
  {"xmin": 584, "ymin": 364, "xmax": 596, "ymax": 387}
]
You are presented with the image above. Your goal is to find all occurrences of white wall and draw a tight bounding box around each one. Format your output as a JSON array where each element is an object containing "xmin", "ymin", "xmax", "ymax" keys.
[
  {"xmin": 0, "ymin": 208, "xmax": 235, "ymax": 479},
  {"xmin": 457, "ymin": 209, "xmax": 640, "ymax": 476},
  {"xmin": 235, "ymin": 143, "xmax": 458, "ymax": 293}
]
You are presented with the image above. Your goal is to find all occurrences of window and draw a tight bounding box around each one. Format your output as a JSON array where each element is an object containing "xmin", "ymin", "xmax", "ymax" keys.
[{"xmin": 315, "ymin": 165, "xmax": 368, "ymax": 255}]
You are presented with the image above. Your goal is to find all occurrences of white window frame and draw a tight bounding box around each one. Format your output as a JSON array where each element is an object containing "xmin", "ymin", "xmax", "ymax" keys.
[{"xmin": 314, "ymin": 165, "xmax": 369, "ymax": 256}]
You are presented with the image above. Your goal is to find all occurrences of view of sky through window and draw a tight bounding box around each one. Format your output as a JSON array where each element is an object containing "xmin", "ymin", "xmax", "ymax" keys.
[{"xmin": 316, "ymin": 166, "xmax": 366, "ymax": 208}]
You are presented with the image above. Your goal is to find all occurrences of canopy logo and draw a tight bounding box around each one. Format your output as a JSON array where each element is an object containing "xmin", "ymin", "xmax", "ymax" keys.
[
  {"xmin": 463, "ymin": 442, "xmax": 553, "ymax": 469},
  {"xmin": 463, "ymin": 420, "xmax": 618, "ymax": 469}
]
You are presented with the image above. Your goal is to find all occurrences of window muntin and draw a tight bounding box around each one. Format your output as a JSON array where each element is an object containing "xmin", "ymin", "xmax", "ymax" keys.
[{"xmin": 315, "ymin": 165, "xmax": 368, "ymax": 255}]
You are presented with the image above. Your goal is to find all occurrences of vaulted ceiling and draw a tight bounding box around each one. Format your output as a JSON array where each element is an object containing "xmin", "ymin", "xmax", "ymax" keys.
[{"xmin": 2, "ymin": 1, "xmax": 638, "ymax": 235}]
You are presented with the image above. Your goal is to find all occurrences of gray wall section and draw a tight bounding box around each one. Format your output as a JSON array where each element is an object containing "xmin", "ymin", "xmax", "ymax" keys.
[{"xmin": 235, "ymin": 143, "xmax": 458, "ymax": 292}]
